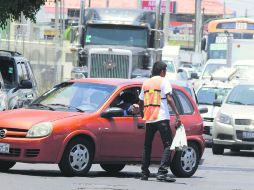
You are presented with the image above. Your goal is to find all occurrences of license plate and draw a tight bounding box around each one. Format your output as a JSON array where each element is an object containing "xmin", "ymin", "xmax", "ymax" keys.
[
  {"xmin": 0, "ymin": 143, "xmax": 10, "ymax": 153},
  {"xmin": 243, "ymin": 132, "xmax": 254, "ymax": 139}
]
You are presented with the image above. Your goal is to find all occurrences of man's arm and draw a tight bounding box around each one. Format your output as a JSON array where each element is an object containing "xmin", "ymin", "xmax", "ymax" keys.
[{"xmin": 138, "ymin": 100, "xmax": 144, "ymax": 118}]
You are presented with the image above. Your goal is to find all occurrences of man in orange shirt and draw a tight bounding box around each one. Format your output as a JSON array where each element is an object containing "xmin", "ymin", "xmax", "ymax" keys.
[{"xmin": 138, "ymin": 61, "xmax": 181, "ymax": 182}]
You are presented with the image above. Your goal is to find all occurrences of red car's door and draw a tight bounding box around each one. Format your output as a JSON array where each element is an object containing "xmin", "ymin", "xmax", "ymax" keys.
[
  {"xmin": 99, "ymin": 116, "xmax": 145, "ymax": 161},
  {"xmin": 99, "ymin": 87, "xmax": 145, "ymax": 161},
  {"xmin": 151, "ymin": 88, "xmax": 196, "ymax": 159}
]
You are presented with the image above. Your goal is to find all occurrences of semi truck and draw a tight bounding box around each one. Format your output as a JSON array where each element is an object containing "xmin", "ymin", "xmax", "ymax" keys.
[{"xmin": 71, "ymin": 8, "xmax": 164, "ymax": 79}]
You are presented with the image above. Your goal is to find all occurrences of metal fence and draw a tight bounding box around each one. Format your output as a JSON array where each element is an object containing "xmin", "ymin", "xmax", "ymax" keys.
[{"xmin": 0, "ymin": 24, "xmax": 65, "ymax": 95}]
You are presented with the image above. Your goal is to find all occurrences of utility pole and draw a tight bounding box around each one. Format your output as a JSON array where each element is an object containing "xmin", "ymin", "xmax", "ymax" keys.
[
  {"xmin": 245, "ymin": 8, "xmax": 248, "ymax": 18},
  {"xmin": 55, "ymin": 0, "xmax": 59, "ymax": 42},
  {"xmin": 163, "ymin": 0, "xmax": 171, "ymax": 45},
  {"xmin": 226, "ymin": 33, "xmax": 233, "ymax": 67},
  {"xmin": 194, "ymin": 0, "xmax": 202, "ymax": 53},
  {"xmin": 137, "ymin": 0, "xmax": 142, "ymax": 9},
  {"xmin": 155, "ymin": 0, "xmax": 162, "ymax": 48},
  {"xmin": 79, "ymin": 0, "xmax": 85, "ymax": 47},
  {"xmin": 201, "ymin": 8, "xmax": 205, "ymax": 40},
  {"xmin": 106, "ymin": 0, "xmax": 109, "ymax": 8},
  {"xmin": 88, "ymin": 0, "xmax": 91, "ymax": 7},
  {"xmin": 223, "ymin": 1, "xmax": 226, "ymax": 18}
]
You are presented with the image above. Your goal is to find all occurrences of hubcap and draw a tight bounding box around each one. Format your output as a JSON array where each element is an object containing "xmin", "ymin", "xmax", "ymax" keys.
[
  {"xmin": 181, "ymin": 147, "xmax": 197, "ymax": 172},
  {"xmin": 69, "ymin": 144, "xmax": 89, "ymax": 171}
]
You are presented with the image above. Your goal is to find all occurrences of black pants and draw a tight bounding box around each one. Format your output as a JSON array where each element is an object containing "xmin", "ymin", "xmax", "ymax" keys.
[{"xmin": 141, "ymin": 120, "xmax": 173, "ymax": 175}]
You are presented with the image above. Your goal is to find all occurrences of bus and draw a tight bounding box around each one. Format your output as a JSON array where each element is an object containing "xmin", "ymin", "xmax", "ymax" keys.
[{"xmin": 204, "ymin": 18, "xmax": 254, "ymax": 60}]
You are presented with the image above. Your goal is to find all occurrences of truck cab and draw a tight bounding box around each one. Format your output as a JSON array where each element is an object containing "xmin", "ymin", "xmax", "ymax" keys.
[{"xmin": 71, "ymin": 8, "xmax": 164, "ymax": 79}]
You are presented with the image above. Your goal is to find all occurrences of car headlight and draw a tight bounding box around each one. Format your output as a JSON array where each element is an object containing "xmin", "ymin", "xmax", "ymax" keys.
[
  {"xmin": 217, "ymin": 113, "xmax": 232, "ymax": 125},
  {"xmin": 26, "ymin": 122, "xmax": 53, "ymax": 138}
]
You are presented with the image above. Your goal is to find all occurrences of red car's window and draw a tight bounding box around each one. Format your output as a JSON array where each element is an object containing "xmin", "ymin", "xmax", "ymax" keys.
[{"xmin": 175, "ymin": 90, "xmax": 194, "ymax": 115}]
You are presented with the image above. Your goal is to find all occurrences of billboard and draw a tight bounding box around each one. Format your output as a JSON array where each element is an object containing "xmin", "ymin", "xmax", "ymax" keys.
[{"xmin": 142, "ymin": 0, "xmax": 176, "ymax": 14}]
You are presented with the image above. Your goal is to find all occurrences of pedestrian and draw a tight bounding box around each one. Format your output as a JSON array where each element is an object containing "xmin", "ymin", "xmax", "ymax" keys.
[{"xmin": 136, "ymin": 61, "xmax": 181, "ymax": 182}]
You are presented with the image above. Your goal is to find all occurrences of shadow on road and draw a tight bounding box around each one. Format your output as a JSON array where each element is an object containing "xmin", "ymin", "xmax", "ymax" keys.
[
  {"xmin": 3, "ymin": 169, "xmax": 199, "ymax": 183},
  {"xmin": 223, "ymin": 150, "xmax": 254, "ymax": 157}
]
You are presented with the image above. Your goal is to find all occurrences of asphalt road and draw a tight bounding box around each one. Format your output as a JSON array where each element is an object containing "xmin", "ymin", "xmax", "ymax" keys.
[{"xmin": 1, "ymin": 148, "xmax": 254, "ymax": 190}]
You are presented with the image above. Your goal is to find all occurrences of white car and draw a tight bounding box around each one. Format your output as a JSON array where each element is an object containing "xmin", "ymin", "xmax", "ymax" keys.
[
  {"xmin": 233, "ymin": 60, "xmax": 254, "ymax": 81},
  {"xmin": 212, "ymin": 83, "xmax": 254, "ymax": 155},
  {"xmin": 197, "ymin": 81, "xmax": 233, "ymax": 143},
  {"xmin": 194, "ymin": 59, "xmax": 227, "ymax": 90},
  {"xmin": 164, "ymin": 59, "xmax": 177, "ymax": 80}
]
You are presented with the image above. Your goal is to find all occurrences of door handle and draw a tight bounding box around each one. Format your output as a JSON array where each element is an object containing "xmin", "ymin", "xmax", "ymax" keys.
[{"xmin": 137, "ymin": 123, "xmax": 145, "ymax": 129}]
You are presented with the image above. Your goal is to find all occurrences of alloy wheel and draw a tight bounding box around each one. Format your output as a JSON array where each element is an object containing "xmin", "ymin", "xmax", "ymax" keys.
[{"xmin": 69, "ymin": 144, "xmax": 90, "ymax": 171}]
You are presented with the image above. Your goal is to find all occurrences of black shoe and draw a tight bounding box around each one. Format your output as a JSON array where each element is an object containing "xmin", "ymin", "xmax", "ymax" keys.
[
  {"xmin": 140, "ymin": 173, "xmax": 149, "ymax": 180},
  {"xmin": 157, "ymin": 174, "xmax": 176, "ymax": 182}
]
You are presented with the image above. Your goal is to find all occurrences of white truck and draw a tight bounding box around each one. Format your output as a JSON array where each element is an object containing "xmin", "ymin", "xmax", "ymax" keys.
[{"xmin": 208, "ymin": 38, "xmax": 254, "ymax": 66}]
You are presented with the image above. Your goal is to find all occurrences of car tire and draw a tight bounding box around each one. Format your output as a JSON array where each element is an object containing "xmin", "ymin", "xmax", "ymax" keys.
[
  {"xmin": 170, "ymin": 142, "xmax": 200, "ymax": 178},
  {"xmin": 58, "ymin": 138, "xmax": 94, "ymax": 176},
  {"xmin": 100, "ymin": 164, "xmax": 125, "ymax": 173},
  {"xmin": 230, "ymin": 147, "xmax": 240, "ymax": 152},
  {"xmin": 0, "ymin": 161, "xmax": 16, "ymax": 171},
  {"xmin": 212, "ymin": 144, "xmax": 224, "ymax": 155}
]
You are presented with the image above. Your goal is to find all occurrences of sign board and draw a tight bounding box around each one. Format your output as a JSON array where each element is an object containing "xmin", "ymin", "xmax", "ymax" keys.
[
  {"xmin": 142, "ymin": 0, "xmax": 176, "ymax": 14},
  {"xmin": 210, "ymin": 43, "xmax": 227, "ymax": 51}
]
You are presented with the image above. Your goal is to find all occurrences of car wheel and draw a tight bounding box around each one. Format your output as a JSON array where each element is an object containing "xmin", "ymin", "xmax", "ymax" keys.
[
  {"xmin": 0, "ymin": 161, "xmax": 16, "ymax": 171},
  {"xmin": 170, "ymin": 142, "xmax": 200, "ymax": 178},
  {"xmin": 100, "ymin": 164, "xmax": 125, "ymax": 173},
  {"xmin": 230, "ymin": 147, "xmax": 240, "ymax": 152},
  {"xmin": 212, "ymin": 144, "xmax": 224, "ymax": 155},
  {"xmin": 58, "ymin": 138, "xmax": 94, "ymax": 176}
]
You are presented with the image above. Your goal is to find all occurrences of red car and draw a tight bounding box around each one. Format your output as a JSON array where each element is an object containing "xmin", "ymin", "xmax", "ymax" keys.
[{"xmin": 0, "ymin": 78, "xmax": 205, "ymax": 177}]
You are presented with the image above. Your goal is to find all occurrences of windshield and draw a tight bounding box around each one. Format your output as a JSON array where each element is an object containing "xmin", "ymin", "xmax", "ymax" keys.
[
  {"xmin": 197, "ymin": 87, "xmax": 231, "ymax": 105},
  {"xmin": 31, "ymin": 82, "xmax": 116, "ymax": 112},
  {"xmin": 226, "ymin": 85, "xmax": 254, "ymax": 106},
  {"xmin": 0, "ymin": 59, "xmax": 17, "ymax": 89},
  {"xmin": 202, "ymin": 64, "xmax": 226, "ymax": 78},
  {"xmin": 164, "ymin": 60, "xmax": 175, "ymax": 73},
  {"xmin": 85, "ymin": 25, "xmax": 148, "ymax": 48}
]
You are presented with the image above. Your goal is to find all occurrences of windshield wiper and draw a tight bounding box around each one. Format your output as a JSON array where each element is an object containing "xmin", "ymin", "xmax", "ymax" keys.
[
  {"xmin": 227, "ymin": 101, "xmax": 244, "ymax": 105},
  {"xmin": 30, "ymin": 103, "xmax": 55, "ymax": 111},
  {"xmin": 47, "ymin": 104, "xmax": 85, "ymax": 112}
]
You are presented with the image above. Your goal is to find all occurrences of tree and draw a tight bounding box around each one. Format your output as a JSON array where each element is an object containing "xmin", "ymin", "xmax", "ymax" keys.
[{"xmin": 0, "ymin": 0, "xmax": 47, "ymax": 29}]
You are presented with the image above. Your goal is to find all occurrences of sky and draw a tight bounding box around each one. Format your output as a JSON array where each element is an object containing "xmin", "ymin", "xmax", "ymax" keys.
[{"xmin": 224, "ymin": 0, "xmax": 254, "ymax": 18}]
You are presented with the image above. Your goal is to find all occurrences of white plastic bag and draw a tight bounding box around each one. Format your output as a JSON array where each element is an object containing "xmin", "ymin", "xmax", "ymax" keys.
[{"xmin": 170, "ymin": 124, "xmax": 187, "ymax": 150}]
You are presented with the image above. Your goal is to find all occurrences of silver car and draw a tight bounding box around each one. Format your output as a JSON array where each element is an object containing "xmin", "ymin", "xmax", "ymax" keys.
[
  {"xmin": 212, "ymin": 84, "xmax": 254, "ymax": 154},
  {"xmin": 0, "ymin": 50, "xmax": 38, "ymax": 109}
]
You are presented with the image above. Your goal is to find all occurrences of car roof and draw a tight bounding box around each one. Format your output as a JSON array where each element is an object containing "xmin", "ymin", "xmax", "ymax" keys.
[
  {"xmin": 206, "ymin": 59, "xmax": 226, "ymax": 65},
  {"xmin": 234, "ymin": 60, "xmax": 254, "ymax": 66},
  {"xmin": 170, "ymin": 80, "xmax": 192, "ymax": 88},
  {"xmin": 71, "ymin": 78, "xmax": 143, "ymax": 86},
  {"xmin": 70, "ymin": 78, "xmax": 183, "ymax": 89},
  {"xmin": 200, "ymin": 81, "xmax": 234, "ymax": 89},
  {"xmin": 0, "ymin": 50, "xmax": 22, "ymax": 57}
]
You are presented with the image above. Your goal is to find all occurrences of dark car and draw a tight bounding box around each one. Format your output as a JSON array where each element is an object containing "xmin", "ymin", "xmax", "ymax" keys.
[
  {"xmin": 0, "ymin": 50, "xmax": 38, "ymax": 109},
  {"xmin": 0, "ymin": 78, "xmax": 205, "ymax": 178}
]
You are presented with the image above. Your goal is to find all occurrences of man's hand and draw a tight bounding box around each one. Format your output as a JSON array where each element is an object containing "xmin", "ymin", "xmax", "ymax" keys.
[
  {"xmin": 175, "ymin": 115, "xmax": 181, "ymax": 129},
  {"xmin": 132, "ymin": 104, "xmax": 140, "ymax": 114}
]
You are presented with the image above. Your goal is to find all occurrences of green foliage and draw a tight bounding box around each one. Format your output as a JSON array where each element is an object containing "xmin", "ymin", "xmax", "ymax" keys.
[{"xmin": 0, "ymin": 0, "xmax": 47, "ymax": 29}]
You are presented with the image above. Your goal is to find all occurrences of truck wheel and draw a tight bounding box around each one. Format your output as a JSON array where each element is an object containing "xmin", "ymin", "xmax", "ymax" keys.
[
  {"xmin": 170, "ymin": 142, "xmax": 200, "ymax": 178},
  {"xmin": 0, "ymin": 161, "xmax": 16, "ymax": 171},
  {"xmin": 58, "ymin": 138, "xmax": 94, "ymax": 176},
  {"xmin": 100, "ymin": 164, "xmax": 125, "ymax": 173},
  {"xmin": 212, "ymin": 144, "xmax": 224, "ymax": 155}
]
